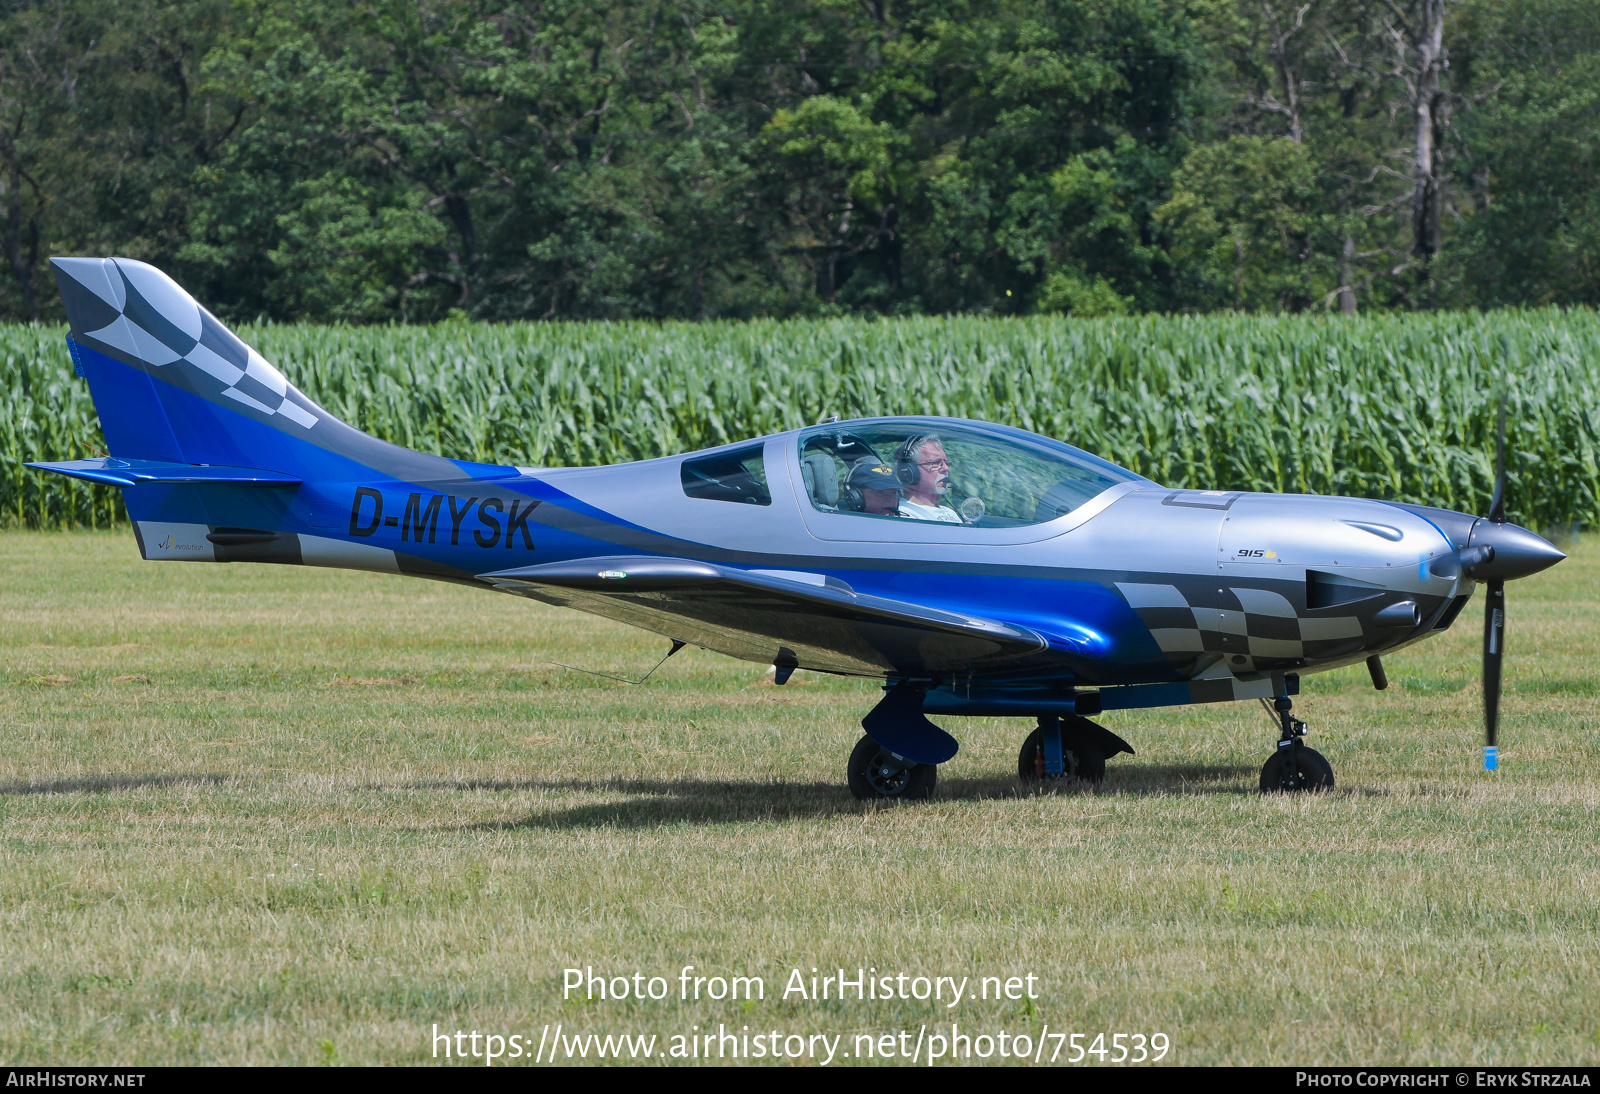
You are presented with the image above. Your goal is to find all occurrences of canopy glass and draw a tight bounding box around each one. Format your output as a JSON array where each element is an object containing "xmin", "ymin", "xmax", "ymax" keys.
[{"xmin": 797, "ymin": 419, "xmax": 1146, "ymax": 527}]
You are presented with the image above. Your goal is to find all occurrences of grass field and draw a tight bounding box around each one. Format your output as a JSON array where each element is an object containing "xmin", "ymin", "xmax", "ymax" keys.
[{"xmin": 1, "ymin": 529, "xmax": 1597, "ymax": 1066}]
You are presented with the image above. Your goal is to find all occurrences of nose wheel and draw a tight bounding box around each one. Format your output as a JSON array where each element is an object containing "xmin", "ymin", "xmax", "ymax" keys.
[{"xmin": 1260, "ymin": 695, "xmax": 1335, "ymax": 792}]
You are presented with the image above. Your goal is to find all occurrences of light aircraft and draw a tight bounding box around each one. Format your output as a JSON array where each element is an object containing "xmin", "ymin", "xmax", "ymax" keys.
[{"xmin": 32, "ymin": 258, "xmax": 1566, "ymax": 799}]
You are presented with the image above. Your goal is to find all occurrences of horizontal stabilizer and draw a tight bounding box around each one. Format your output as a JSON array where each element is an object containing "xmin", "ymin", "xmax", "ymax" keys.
[
  {"xmin": 481, "ymin": 555, "xmax": 1046, "ymax": 676},
  {"xmin": 26, "ymin": 458, "xmax": 302, "ymax": 488}
]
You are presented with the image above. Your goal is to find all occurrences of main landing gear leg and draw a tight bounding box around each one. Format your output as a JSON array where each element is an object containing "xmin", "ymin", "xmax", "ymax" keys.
[
  {"xmin": 1258, "ymin": 693, "xmax": 1335, "ymax": 793},
  {"xmin": 1042, "ymin": 715, "xmax": 1065, "ymax": 777},
  {"xmin": 847, "ymin": 685, "xmax": 955, "ymax": 802}
]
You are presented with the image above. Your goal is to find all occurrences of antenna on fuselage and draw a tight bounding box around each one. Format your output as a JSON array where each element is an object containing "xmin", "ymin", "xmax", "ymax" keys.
[{"xmin": 544, "ymin": 639, "xmax": 687, "ymax": 685}]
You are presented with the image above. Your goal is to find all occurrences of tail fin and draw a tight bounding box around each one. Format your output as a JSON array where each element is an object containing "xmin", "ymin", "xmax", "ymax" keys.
[
  {"xmin": 44, "ymin": 258, "xmax": 508, "ymax": 569},
  {"xmin": 49, "ymin": 257, "xmax": 487, "ymax": 485}
]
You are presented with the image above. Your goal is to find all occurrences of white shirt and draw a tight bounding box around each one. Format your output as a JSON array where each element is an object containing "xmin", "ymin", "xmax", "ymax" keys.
[{"xmin": 899, "ymin": 499, "xmax": 963, "ymax": 523}]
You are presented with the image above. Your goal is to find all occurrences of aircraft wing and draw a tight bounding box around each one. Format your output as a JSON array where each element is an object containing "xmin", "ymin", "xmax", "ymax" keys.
[{"xmin": 479, "ymin": 555, "xmax": 1047, "ymax": 677}]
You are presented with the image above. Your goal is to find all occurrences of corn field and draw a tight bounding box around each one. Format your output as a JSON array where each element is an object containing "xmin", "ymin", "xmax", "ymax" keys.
[{"xmin": 4, "ymin": 310, "xmax": 1598, "ymax": 532}]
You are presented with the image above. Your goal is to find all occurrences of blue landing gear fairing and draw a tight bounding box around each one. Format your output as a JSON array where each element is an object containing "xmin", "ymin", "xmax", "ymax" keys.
[{"xmin": 33, "ymin": 259, "xmax": 1567, "ymax": 799}]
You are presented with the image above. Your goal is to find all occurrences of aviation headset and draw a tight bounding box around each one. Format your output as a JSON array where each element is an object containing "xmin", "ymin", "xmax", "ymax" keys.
[{"xmin": 895, "ymin": 435, "xmax": 932, "ymax": 486}]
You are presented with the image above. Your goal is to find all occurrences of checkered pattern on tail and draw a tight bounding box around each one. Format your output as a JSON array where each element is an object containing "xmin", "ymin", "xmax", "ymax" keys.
[
  {"xmin": 1116, "ymin": 581, "xmax": 1364, "ymax": 676},
  {"xmin": 55, "ymin": 258, "xmax": 318, "ymax": 430}
]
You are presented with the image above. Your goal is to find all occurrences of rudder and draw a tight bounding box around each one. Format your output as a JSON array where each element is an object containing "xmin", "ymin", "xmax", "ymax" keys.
[{"xmin": 52, "ymin": 257, "xmax": 324, "ymax": 468}]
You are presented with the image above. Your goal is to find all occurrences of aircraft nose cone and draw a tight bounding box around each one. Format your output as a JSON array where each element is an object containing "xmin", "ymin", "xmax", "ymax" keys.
[{"xmin": 1467, "ymin": 521, "xmax": 1567, "ymax": 581}]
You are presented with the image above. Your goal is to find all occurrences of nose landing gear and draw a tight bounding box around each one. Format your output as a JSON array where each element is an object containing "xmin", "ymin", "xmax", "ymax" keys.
[{"xmin": 1259, "ymin": 694, "xmax": 1335, "ymax": 792}]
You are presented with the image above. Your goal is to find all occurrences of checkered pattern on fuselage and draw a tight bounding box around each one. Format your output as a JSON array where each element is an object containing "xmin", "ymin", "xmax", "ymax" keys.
[{"xmin": 1116, "ymin": 580, "xmax": 1365, "ymax": 676}]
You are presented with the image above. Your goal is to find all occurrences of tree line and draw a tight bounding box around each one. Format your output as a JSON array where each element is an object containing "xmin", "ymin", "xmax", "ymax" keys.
[{"xmin": 2, "ymin": 0, "xmax": 1596, "ymax": 323}]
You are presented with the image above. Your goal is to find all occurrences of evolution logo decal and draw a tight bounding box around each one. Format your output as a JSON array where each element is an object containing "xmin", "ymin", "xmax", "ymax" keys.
[
  {"xmin": 348, "ymin": 489, "xmax": 540, "ymax": 549},
  {"xmin": 157, "ymin": 533, "xmax": 206, "ymax": 552}
]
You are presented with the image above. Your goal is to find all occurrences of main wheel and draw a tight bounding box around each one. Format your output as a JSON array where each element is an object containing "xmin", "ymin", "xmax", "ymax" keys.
[
  {"xmin": 1017, "ymin": 722, "xmax": 1107, "ymax": 786},
  {"xmin": 1259, "ymin": 745, "xmax": 1335, "ymax": 792},
  {"xmin": 847, "ymin": 735, "xmax": 938, "ymax": 801}
]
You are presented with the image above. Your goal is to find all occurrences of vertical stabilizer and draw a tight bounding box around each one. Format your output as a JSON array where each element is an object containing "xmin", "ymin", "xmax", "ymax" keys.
[
  {"xmin": 49, "ymin": 257, "xmax": 481, "ymax": 484},
  {"xmin": 53, "ymin": 258, "xmax": 324, "ymax": 458},
  {"xmin": 38, "ymin": 257, "xmax": 511, "ymax": 577}
]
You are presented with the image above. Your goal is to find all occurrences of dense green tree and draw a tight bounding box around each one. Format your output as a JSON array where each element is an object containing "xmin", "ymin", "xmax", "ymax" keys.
[
  {"xmin": 0, "ymin": 0, "xmax": 1596, "ymax": 321},
  {"xmin": 1437, "ymin": 0, "xmax": 1600, "ymax": 306},
  {"xmin": 1, "ymin": 0, "xmax": 244, "ymax": 318},
  {"xmin": 1157, "ymin": 136, "xmax": 1330, "ymax": 311}
]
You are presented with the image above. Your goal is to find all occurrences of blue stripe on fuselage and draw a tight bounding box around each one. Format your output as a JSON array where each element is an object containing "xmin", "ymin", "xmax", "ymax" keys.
[{"xmin": 816, "ymin": 569, "xmax": 1178, "ymax": 685}]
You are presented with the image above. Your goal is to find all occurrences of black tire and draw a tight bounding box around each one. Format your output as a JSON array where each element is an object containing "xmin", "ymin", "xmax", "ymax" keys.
[
  {"xmin": 847, "ymin": 735, "xmax": 938, "ymax": 802},
  {"xmin": 1259, "ymin": 745, "xmax": 1335, "ymax": 792},
  {"xmin": 1017, "ymin": 721, "xmax": 1107, "ymax": 786}
]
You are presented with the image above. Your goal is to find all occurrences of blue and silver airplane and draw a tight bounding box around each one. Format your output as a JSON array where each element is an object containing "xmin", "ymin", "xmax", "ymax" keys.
[{"xmin": 32, "ymin": 258, "xmax": 1566, "ymax": 799}]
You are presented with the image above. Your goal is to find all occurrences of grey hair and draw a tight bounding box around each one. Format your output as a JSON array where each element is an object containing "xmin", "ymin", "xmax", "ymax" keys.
[{"xmin": 909, "ymin": 435, "xmax": 945, "ymax": 460}]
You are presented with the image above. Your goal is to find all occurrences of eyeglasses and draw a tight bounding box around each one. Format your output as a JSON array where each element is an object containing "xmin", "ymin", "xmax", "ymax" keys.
[{"xmin": 917, "ymin": 458, "xmax": 950, "ymax": 470}]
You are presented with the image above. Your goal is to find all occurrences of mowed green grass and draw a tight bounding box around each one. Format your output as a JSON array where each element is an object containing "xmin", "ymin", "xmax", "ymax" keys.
[{"xmin": 1, "ymin": 530, "xmax": 1597, "ymax": 1067}]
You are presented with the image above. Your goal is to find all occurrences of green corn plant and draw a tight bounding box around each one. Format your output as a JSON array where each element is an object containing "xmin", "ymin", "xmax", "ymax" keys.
[{"xmin": 4, "ymin": 309, "xmax": 1598, "ymax": 532}]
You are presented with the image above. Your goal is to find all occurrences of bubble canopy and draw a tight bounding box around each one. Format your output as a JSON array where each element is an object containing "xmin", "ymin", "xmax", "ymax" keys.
[{"xmin": 797, "ymin": 418, "xmax": 1150, "ymax": 528}]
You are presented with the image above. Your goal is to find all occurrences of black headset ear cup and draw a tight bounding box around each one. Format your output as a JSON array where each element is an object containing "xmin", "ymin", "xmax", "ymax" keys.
[{"xmin": 895, "ymin": 436, "xmax": 924, "ymax": 486}]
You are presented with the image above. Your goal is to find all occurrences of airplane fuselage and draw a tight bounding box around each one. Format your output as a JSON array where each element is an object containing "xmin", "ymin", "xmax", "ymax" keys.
[{"xmin": 127, "ymin": 424, "xmax": 1479, "ymax": 698}]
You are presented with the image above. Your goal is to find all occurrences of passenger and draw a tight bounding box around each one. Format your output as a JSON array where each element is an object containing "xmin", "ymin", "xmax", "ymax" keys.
[
  {"xmin": 894, "ymin": 435, "xmax": 962, "ymax": 523},
  {"xmin": 847, "ymin": 457, "xmax": 903, "ymax": 516}
]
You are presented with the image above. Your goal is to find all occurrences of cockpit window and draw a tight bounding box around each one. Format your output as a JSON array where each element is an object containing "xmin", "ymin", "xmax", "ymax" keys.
[
  {"xmin": 682, "ymin": 443, "xmax": 771, "ymax": 505},
  {"xmin": 798, "ymin": 420, "xmax": 1142, "ymax": 526}
]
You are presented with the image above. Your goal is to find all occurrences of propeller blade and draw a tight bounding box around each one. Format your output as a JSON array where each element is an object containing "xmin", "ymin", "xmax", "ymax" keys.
[
  {"xmin": 1488, "ymin": 393, "xmax": 1507, "ymax": 525},
  {"xmin": 1482, "ymin": 578, "xmax": 1505, "ymax": 770},
  {"xmin": 1481, "ymin": 385, "xmax": 1508, "ymax": 771}
]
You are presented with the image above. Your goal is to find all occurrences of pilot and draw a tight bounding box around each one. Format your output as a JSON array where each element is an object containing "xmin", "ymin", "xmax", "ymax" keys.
[
  {"xmin": 895, "ymin": 435, "xmax": 962, "ymax": 523},
  {"xmin": 847, "ymin": 458, "xmax": 902, "ymax": 516}
]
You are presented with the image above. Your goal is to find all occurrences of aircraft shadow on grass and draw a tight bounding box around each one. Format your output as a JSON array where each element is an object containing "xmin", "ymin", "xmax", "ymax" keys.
[
  {"xmin": 0, "ymin": 773, "xmax": 226, "ymax": 796},
  {"xmin": 463, "ymin": 778, "xmax": 858, "ymax": 829},
  {"xmin": 402, "ymin": 763, "xmax": 1281, "ymax": 830}
]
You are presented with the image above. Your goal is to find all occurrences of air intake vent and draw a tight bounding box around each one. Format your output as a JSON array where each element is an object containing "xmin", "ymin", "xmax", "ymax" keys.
[
  {"xmin": 1307, "ymin": 570, "xmax": 1384, "ymax": 609},
  {"xmin": 1432, "ymin": 593, "xmax": 1472, "ymax": 631}
]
